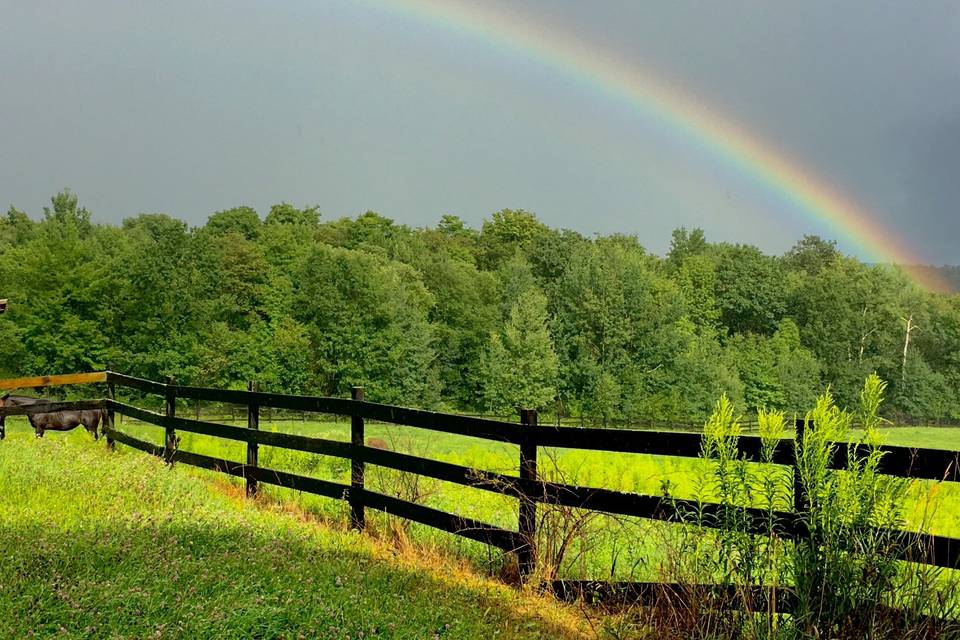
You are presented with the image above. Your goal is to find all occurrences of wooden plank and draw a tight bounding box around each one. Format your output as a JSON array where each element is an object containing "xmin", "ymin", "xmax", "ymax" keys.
[
  {"xmin": 108, "ymin": 400, "xmax": 353, "ymax": 458},
  {"xmin": 102, "ymin": 425, "xmax": 164, "ymax": 456},
  {"xmin": 171, "ymin": 384, "xmax": 355, "ymax": 415},
  {"xmin": 0, "ymin": 371, "xmax": 106, "ymax": 391},
  {"xmin": 518, "ymin": 408, "xmax": 538, "ymax": 579},
  {"xmin": 354, "ymin": 401, "xmax": 521, "ymax": 443},
  {"xmin": 530, "ymin": 479, "xmax": 798, "ymax": 538},
  {"xmin": 246, "ymin": 381, "xmax": 259, "ymax": 498},
  {"xmin": 355, "ymin": 488, "xmax": 522, "ymax": 551},
  {"xmin": 163, "ymin": 377, "xmax": 177, "ymax": 462},
  {"xmin": 0, "ymin": 399, "xmax": 106, "ymax": 417},
  {"xmin": 885, "ymin": 529, "xmax": 960, "ymax": 569},
  {"xmin": 358, "ymin": 446, "xmax": 519, "ymax": 495},
  {"xmin": 529, "ymin": 424, "xmax": 796, "ymax": 465},
  {"xmin": 551, "ymin": 581, "xmax": 795, "ymax": 612},
  {"xmin": 103, "ymin": 424, "xmax": 349, "ymax": 499},
  {"xmin": 97, "ymin": 373, "xmax": 960, "ymax": 479},
  {"xmin": 100, "ymin": 422, "xmax": 960, "ymax": 569},
  {"xmin": 350, "ymin": 386, "xmax": 365, "ymax": 529},
  {"xmin": 832, "ymin": 444, "xmax": 960, "ymax": 481},
  {"xmin": 106, "ymin": 372, "xmax": 168, "ymax": 396}
]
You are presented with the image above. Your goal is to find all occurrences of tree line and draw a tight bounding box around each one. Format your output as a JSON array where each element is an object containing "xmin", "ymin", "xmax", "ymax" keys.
[{"xmin": 1, "ymin": 189, "xmax": 958, "ymax": 423}]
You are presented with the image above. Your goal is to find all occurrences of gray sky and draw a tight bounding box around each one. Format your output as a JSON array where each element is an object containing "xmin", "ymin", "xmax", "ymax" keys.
[{"xmin": 1, "ymin": 1, "xmax": 958, "ymax": 263}]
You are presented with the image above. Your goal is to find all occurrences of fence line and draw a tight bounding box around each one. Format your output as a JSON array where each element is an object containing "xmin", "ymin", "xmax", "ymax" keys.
[{"xmin": 3, "ymin": 371, "xmax": 960, "ymax": 606}]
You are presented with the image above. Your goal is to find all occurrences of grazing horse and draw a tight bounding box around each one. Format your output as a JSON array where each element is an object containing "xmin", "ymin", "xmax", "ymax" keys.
[{"xmin": 0, "ymin": 394, "xmax": 103, "ymax": 439}]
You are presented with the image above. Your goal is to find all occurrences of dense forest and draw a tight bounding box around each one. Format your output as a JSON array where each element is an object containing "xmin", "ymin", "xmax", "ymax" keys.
[{"xmin": 1, "ymin": 190, "xmax": 958, "ymax": 423}]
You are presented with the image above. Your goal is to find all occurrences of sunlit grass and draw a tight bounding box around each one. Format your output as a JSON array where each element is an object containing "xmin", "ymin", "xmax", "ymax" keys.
[
  {"xmin": 7, "ymin": 415, "xmax": 960, "ymax": 582},
  {"xmin": 0, "ymin": 426, "xmax": 592, "ymax": 639}
]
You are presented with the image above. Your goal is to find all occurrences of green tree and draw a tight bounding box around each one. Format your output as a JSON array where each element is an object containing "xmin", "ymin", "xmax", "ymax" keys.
[
  {"xmin": 713, "ymin": 244, "xmax": 787, "ymax": 336},
  {"xmin": 203, "ymin": 206, "xmax": 261, "ymax": 240},
  {"xmin": 782, "ymin": 235, "xmax": 839, "ymax": 276},
  {"xmin": 666, "ymin": 226, "xmax": 708, "ymax": 270},
  {"xmin": 482, "ymin": 287, "xmax": 559, "ymax": 413},
  {"xmin": 477, "ymin": 209, "xmax": 547, "ymax": 270}
]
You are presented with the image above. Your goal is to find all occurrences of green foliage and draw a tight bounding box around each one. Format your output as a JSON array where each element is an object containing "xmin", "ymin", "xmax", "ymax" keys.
[
  {"xmin": 714, "ymin": 244, "xmax": 788, "ymax": 336},
  {"xmin": 2, "ymin": 190, "xmax": 959, "ymax": 423},
  {"xmin": 673, "ymin": 375, "xmax": 958, "ymax": 638},
  {"xmin": 202, "ymin": 205, "xmax": 262, "ymax": 240},
  {"xmin": 782, "ymin": 234, "xmax": 840, "ymax": 276},
  {"xmin": 482, "ymin": 286, "xmax": 559, "ymax": 412}
]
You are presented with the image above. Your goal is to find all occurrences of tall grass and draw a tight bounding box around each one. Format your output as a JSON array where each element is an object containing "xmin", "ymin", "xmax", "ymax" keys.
[{"xmin": 646, "ymin": 374, "xmax": 960, "ymax": 639}]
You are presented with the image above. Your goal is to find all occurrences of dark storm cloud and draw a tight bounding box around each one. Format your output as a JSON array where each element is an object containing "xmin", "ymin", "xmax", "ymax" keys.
[{"xmin": 0, "ymin": 0, "xmax": 957, "ymax": 263}]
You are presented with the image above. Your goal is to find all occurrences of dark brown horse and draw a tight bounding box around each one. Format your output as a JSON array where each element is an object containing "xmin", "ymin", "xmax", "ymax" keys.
[{"xmin": 0, "ymin": 394, "xmax": 103, "ymax": 439}]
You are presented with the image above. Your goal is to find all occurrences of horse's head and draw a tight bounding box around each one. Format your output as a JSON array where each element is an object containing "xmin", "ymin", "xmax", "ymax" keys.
[{"xmin": 0, "ymin": 394, "xmax": 7, "ymax": 429}]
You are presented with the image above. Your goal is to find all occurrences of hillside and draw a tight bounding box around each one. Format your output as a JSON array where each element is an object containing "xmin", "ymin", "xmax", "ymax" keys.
[
  {"xmin": 0, "ymin": 430, "xmax": 592, "ymax": 640},
  {"xmin": 932, "ymin": 265, "xmax": 960, "ymax": 293}
]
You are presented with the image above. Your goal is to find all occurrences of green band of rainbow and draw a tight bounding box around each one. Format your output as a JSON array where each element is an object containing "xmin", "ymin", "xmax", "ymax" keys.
[{"xmin": 368, "ymin": 0, "xmax": 947, "ymax": 292}]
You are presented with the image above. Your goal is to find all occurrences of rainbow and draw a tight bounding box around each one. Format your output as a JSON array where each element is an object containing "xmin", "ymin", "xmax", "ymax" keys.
[{"xmin": 366, "ymin": 0, "xmax": 949, "ymax": 292}]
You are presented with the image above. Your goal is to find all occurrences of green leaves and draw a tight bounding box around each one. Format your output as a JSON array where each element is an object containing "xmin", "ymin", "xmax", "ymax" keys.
[
  {"xmin": 482, "ymin": 286, "xmax": 559, "ymax": 413},
  {"xmin": 1, "ymin": 191, "xmax": 958, "ymax": 421}
]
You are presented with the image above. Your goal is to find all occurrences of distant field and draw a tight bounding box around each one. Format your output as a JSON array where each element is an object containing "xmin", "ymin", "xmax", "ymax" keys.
[
  {"xmin": 0, "ymin": 430, "xmax": 591, "ymax": 639},
  {"xmin": 6, "ymin": 416, "xmax": 960, "ymax": 581}
]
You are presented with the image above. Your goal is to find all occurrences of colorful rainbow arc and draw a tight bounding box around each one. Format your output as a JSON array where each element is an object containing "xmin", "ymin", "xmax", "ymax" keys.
[{"xmin": 368, "ymin": 0, "xmax": 948, "ymax": 292}]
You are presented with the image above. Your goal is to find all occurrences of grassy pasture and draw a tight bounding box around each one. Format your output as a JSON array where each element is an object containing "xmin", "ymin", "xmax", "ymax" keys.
[
  {"xmin": 15, "ymin": 413, "xmax": 958, "ymax": 574},
  {"xmin": 6, "ymin": 416, "xmax": 960, "ymax": 582},
  {"xmin": 0, "ymin": 427, "xmax": 593, "ymax": 639}
]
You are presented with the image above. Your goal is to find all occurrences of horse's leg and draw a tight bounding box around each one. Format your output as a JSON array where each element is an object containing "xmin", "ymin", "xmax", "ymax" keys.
[{"xmin": 86, "ymin": 413, "xmax": 100, "ymax": 440}]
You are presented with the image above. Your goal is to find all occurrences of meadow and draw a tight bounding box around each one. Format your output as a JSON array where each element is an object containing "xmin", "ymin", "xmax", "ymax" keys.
[
  {"xmin": 7, "ymin": 407, "xmax": 959, "ymax": 583},
  {"xmin": 0, "ymin": 428, "xmax": 595, "ymax": 639}
]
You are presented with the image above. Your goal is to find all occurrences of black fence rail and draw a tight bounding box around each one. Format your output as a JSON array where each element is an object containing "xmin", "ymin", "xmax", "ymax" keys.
[{"xmin": 3, "ymin": 371, "xmax": 960, "ymax": 608}]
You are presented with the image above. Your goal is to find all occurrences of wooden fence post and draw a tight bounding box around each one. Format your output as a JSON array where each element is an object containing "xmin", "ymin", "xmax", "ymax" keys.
[
  {"xmin": 105, "ymin": 374, "xmax": 116, "ymax": 451},
  {"xmin": 246, "ymin": 381, "xmax": 260, "ymax": 498},
  {"xmin": 350, "ymin": 386, "xmax": 365, "ymax": 530},
  {"xmin": 518, "ymin": 408, "xmax": 538, "ymax": 580},
  {"xmin": 164, "ymin": 377, "xmax": 177, "ymax": 463}
]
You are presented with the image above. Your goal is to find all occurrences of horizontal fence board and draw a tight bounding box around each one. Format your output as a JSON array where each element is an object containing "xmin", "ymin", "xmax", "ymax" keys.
[
  {"xmin": 0, "ymin": 371, "xmax": 106, "ymax": 391},
  {"xmin": 530, "ymin": 425, "xmax": 796, "ymax": 465},
  {"xmin": 0, "ymin": 399, "xmax": 105, "ymax": 418},
  {"xmin": 551, "ymin": 580, "xmax": 795, "ymax": 612},
  {"xmin": 359, "ymin": 446, "xmax": 521, "ymax": 496},
  {"xmin": 107, "ymin": 372, "xmax": 168, "ymax": 396},
  {"xmin": 888, "ymin": 529, "xmax": 960, "ymax": 570},
  {"xmin": 108, "ymin": 400, "xmax": 354, "ymax": 458},
  {"xmin": 353, "ymin": 402, "xmax": 522, "ymax": 443},
  {"xmin": 355, "ymin": 487, "xmax": 522, "ymax": 551},
  {"xmin": 530, "ymin": 480, "xmax": 798, "ymax": 538},
  {"xmin": 172, "ymin": 384, "xmax": 356, "ymax": 415},
  {"xmin": 102, "ymin": 425, "xmax": 164, "ymax": 456},
  {"xmin": 832, "ymin": 444, "xmax": 960, "ymax": 482}
]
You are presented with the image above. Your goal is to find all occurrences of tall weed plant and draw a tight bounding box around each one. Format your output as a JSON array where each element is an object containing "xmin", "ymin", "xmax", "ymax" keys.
[{"xmin": 654, "ymin": 374, "xmax": 960, "ymax": 639}]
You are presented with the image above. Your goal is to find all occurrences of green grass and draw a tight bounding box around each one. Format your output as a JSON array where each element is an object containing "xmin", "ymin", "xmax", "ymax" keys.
[
  {"xmin": 7, "ymin": 415, "xmax": 960, "ymax": 584},
  {"xmin": 0, "ymin": 427, "xmax": 592, "ymax": 640}
]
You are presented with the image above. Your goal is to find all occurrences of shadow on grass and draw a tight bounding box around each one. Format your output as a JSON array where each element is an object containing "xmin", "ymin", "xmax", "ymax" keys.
[{"xmin": 0, "ymin": 517, "xmax": 589, "ymax": 639}]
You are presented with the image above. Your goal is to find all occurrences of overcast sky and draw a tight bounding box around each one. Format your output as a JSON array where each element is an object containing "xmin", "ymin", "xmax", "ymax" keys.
[{"xmin": 1, "ymin": 1, "xmax": 958, "ymax": 263}]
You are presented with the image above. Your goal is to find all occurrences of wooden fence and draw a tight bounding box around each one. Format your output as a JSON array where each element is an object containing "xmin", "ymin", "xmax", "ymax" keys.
[{"xmin": 3, "ymin": 370, "xmax": 960, "ymax": 610}]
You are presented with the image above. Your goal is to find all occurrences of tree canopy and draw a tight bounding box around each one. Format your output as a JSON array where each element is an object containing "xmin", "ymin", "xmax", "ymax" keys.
[{"xmin": 2, "ymin": 189, "xmax": 958, "ymax": 423}]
